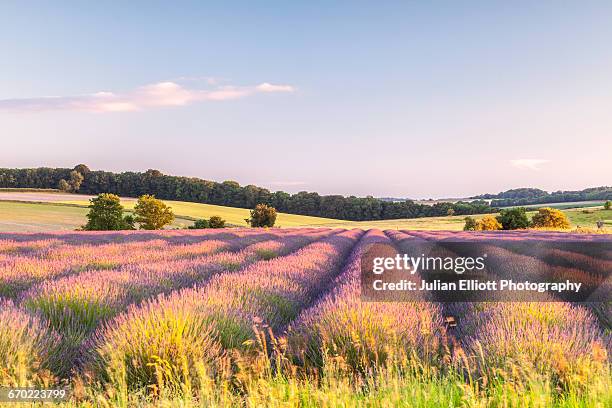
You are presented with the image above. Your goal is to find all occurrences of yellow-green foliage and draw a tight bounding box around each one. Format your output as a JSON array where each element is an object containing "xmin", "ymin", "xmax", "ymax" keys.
[
  {"xmin": 134, "ymin": 195, "xmax": 175, "ymax": 230},
  {"xmin": 532, "ymin": 207, "xmax": 571, "ymax": 229},
  {"xmin": 475, "ymin": 215, "xmax": 502, "ymax": 230}
]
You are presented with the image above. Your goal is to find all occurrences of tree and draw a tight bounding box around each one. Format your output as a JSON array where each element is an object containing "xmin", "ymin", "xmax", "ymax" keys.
[
  {"xmin": 496, "ymin": 207, "xmax": 530, "ymax": 230},
  {"xmin": 73, "ymin": 164, "xmax": 91, "ymax": 175},
  {"xmin": 58, "ymin": 179, "xmax": 70, "ymax": 192},
  {"xmin": 531, "ymin": 207, "xmax": 570, "ymax": 229},
  {"xmin": 188, "ymin": 219, "xmax": 210, "ymax": 229},
  {"xmin": 247, "ymin": 204, "xmax": 277, "ymax": 227},
  {"xmin": 134, "ymin": 195, "xmax": 174, "ymax": 230},
  {"xmin": 68, "ymin": 170, "xmax": 84, "ymax": 192},
  {"xmin": 446, "ymin": 208, "xmax": 455, "ymax": 216},
  {"xmin": 208, "ymin": 216, "xmax": 226, "ymax": 229},
  {"xmin": 463, "ymin": 217, "xmax": 478, "ymax": 231},
  {"xmin": 83, "ymin": 193, "xmax": 134, "ymax": 230},
  {"xmin": 605, "ymin": 201, "xmax": 611, "ymax": 210},
  {"xmin": 476, "ymin": 215, "xmax": 502, "ymax": 231}
]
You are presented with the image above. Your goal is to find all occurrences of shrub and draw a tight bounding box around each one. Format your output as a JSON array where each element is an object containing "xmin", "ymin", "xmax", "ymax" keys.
[
  {"xmin": 531, "ymin": 207, "xmax": 571, "ymax": 229},
  {"xmin": 605, "ymin": 200, "xmax": 611, "ymax": 210},
  {"xmin": 247, "ymin": 204, "xmax": 277, "ymax": 227},
  {"xmin": 134, "ymin": 195, "xmax": 174, "ymax": 230},
  {"xmin": 83, "ymin": 194, "xmax": 134, "ymax": 231},
  {"xmin": 188, "ymin": 219, "xmax": 210, "ymax": 229},
  {"xmin": 475, "ymin": 215, "xmax": 502, "ymax": 230},
  {"xmin": 496, "ymin": 207, "xmax": 530, "ymax": 230},
  {"xmin": 208, "ymin": 216, "xmax": 226, "ymax": 229},
  {"xmin": 463, "ymin": 217, "xmax": 478, "ymax": 231},
  {"xmin": 122, "ymin": 214, "xmax": 136, "ymax": 230}
]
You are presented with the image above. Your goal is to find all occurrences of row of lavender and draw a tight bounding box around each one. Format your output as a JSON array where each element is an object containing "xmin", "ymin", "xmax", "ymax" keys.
[
  {"xmin": 0, "ymin": 228, "xmax": 338, "ymax": 383},
  {"xmin": 1, "ymin": 227, "xmax": 609, "ymax": 397},
  {"xmin": 287, "ymin": 229, "xmax": 447, "ymax": 372},
  {"xmin": 0, "ymin": 228, "xmax": 319, "ymax": 299},
  {"xmin": 401, "ymin": 230, "xmax": 611, "ymax": 389},
  {"xmin": 85, "ymin": 228, "xmax": 364, "ymax": 388}
]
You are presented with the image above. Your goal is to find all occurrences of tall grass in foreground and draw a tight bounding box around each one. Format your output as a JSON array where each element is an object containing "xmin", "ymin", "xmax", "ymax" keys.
[
  {"xmin": 0, "ymin": 299, "xmax": 59, "ymax": 387},
  {"xmin": 69, "ymin": 327, "xmax": 611, "ymax": 408}
]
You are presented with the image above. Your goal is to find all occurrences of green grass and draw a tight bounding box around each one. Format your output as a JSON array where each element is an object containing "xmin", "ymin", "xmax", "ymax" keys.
[
  {"xmin": 315, "ymin": 207, "xmax": 612, "ymax": 230},
  {"xmin": 0, "ymin": 195, "xmax": 344, "ymax": 231},
  {"xmin": 1, "ymin": 191, "xmax": 610, "ymax": 232},
  {"xmin": 562, "ymin": 207, "xmax": 612, "ymax": 228},
  {"xmin": 0, "ymin": 201, "xmax": 194, "ymax": 232}
]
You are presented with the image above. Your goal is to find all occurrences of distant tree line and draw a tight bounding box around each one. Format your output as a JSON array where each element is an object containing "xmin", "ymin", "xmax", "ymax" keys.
[
  {"xmin": 0, "ymin": 165, "xmax": 495, "ymax": 221},
  {"xmin": 473, "ymin": 187, "xmax": 612, "ymax": 207}
]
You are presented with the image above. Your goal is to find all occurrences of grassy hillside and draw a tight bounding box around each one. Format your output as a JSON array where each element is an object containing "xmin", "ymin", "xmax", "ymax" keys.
[
  {"xmin": 0, "ymin": 191, "xmax": 610, "ymax": 232},
  {"xmin": 0, "ymin": 191, "xmax": 344, "ymax": 231},
  {"xmin": 0, "ymin": 201, "xmax": 196, "ymax": 232}
]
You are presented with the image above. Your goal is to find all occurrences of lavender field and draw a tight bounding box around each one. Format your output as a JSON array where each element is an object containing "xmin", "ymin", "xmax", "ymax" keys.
[{"xmin": 0, "ymin": 228, "xmax": 610, "ymax": 407}]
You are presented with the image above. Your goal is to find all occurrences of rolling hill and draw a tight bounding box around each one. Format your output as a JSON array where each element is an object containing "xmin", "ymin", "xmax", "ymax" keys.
[{"xmin": 1, "ymin": 190, "xmax": 610, "ymax": 232}]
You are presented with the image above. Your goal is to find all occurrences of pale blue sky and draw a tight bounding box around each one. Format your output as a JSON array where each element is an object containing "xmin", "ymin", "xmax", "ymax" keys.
[{"xmin": 1, "ymin": 1, "xmax": 611, "ymax": 198}]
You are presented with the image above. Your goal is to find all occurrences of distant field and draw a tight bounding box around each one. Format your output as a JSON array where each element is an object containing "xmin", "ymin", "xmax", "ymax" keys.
[
  {"xmin": 0, "ymin": 191, "xmax": 610, "ymax": 232},
  {"xmin": 312, "ymin": 208, "xmax": 611, "ymax": 230},
  {"xmin": 0, "ymin": 191, "xmax": 344, "ymax": 231},
  {"xmin": 0, "ymin": 201, "xmax": 195, "ymax": 232},
  {"xmin": 500, "ymin": 200, "xmax": 605, "ymax": 210}
]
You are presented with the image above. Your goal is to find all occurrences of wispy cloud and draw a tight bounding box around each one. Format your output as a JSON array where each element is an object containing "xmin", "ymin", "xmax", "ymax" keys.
[
  {"xmin": 510, "ymin": 159, "xmax": 550, "ymax": 170},
  {"xmin": 0, "ymin": 80, "xmax": 295, "ymax": 113}
]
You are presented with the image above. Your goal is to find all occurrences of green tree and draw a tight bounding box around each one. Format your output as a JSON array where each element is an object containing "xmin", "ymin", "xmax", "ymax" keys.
[
  {"xmin": 134, "ymin": 195, "xmax": 174, "ymax": 230},
  {"xmin": 73, "ymin": 164, "xmax": 91, "ymax": 175},
  {"xmin": 531, "ymin": 207, "xmax": 571, "ymax": 229},
  {"xmin": 188, "ymin": 219, "xmax": 210, "ymax": 229},
  {"xmin": 605, "ymin": 200, "xmax": 611, "ymax": 210},
  {"xmin": 68, "ymin": 170, "xmax": 84, "ymax": 192},
  {"xmin": 83, "ymin": 193, "xmax": 134, "ymax": 230},
  {"xmin": 58, "ymin": 179, "xmax": 70, "ymax": 192},
  {"xmin": 463, "ymin": 216, "xmax": 478, "ymax": 231},
  {"xmin": 247, "ymin": 204, "xmax": 277, "ymax": 227},
  {"xmin": 208, "ymin": 216, "xmax": 226, "ymax": 229},
  {"xmin": 496, "ymin": 207, "xmax": 530, "ymax": 230}
]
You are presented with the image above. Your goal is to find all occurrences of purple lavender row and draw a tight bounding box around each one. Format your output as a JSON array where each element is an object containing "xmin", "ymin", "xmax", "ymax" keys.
[
  {"xmin": 0, "ymin": 228, "xmax": 305, "ymax": 299},
  {"xmin": 15, "ymin": 229, "xmax": 335, "ymax": 377},
  {"xmin": 85, "ymin": 229, "xmax": 362, "ymax": 388},
  {"xmin": 400, "ymin": 231, "xmax": 611, "ymax": 387},
  {"xmin": 287, "ymin": 229, "xmax": 447, "ymax": 372}
]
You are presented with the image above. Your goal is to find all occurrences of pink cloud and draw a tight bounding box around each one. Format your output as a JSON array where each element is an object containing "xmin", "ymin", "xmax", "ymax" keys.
[{"xmin": 0, "ymin": 80, "xmax": 295, "ymax": 113}]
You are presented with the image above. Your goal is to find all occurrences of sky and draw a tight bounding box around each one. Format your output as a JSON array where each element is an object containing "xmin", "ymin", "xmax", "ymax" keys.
[{"xmin": 1, "ymin": 1, "xmax": 611, "ymax": 199}]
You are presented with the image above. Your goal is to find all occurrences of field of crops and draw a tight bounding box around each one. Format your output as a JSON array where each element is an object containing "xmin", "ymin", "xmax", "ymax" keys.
[
  {"xmin": 0, "ymin": 228, "xmax": 610, "ymax": 407},
  {"xmin": 0, "ymin": 191, "xmax": 344, "ymax": 229}
]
